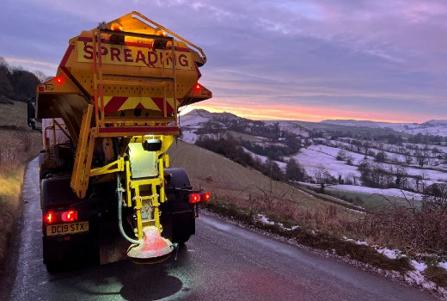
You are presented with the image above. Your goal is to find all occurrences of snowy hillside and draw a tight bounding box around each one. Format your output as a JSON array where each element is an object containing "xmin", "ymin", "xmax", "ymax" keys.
[
  {"xmin": 322, "ymin": 119, "xmax": 407, "ymax": 129},
  {"xmin": 180, "ymin": 109, "xmax": 447, "ymax": 205},
  {"xmin": 322, "ymin": 119, "xmax": 447, "ymax": 137}
]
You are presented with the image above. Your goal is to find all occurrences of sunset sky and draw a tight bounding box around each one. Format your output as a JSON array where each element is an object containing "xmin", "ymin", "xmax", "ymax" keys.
[{"xmin": 1, "ymin": 0, "xmax": 446, "ymax": 123}]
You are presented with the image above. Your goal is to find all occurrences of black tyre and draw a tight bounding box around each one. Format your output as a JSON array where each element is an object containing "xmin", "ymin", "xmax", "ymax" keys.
[
  {"xmin": 43, "ymin": 235, "xmax": 98, "ymax": 273},
  {"xmin": 161, "ymin": 168, "xmax": 196, "ymax": 245}
]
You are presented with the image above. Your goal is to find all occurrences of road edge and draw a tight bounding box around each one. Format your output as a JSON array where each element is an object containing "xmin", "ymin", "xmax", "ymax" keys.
[{"xmin": 202, "ymin": 203, "xmax": 446, "ymax": 300}]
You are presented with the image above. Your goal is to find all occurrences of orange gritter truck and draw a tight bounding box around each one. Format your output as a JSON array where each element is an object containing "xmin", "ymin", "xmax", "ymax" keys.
[{"xmin": 33, "ymin": 11, "xmax": 212, "ymax": 271}]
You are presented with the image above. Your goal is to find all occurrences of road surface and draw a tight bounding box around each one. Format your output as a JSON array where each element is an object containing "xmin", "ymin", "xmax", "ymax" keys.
[{"xmin": 0, "ymin": 159, "xmax": 438, "ymax": 301}]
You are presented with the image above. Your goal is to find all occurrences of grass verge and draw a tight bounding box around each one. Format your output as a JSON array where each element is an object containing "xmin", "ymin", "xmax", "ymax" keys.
[
  {"xmin": 424, "ymin": 266, "xmax": 447, "ymax": 288},
  {"xmin": 205, "ymin": 201, "xmax": 412, "ymax": 274},
  {"xmin": 0, "ymin": 168, "xmax": 25, "ymax": 263},
  {"xmin": 0, "ymin": 121, "xmax": 40, "ymax": 267}
]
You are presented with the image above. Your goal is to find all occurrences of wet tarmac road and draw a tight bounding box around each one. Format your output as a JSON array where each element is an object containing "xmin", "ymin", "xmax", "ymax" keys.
[{"xmin": 1, "ymin": 159, "xmax": 438, "ymax": 301}]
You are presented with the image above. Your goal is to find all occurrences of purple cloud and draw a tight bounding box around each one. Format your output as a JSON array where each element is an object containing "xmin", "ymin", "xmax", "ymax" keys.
[{"xmin": 1, "ymin": 0, "xmax": 446, "ymax": 121}]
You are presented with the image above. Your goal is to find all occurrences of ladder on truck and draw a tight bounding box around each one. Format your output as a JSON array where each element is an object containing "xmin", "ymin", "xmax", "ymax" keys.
[{"xmin": 71, "ymin": 26, "xmax": 179, "ymax": 199}]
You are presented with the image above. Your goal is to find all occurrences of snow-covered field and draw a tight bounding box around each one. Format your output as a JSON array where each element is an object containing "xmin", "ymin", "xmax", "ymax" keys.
[
  {"xmin": 180, "ymin": 109, "xmax": 447, "ymax": 197},
  {"xmin": 299, "ymin": 182, "xmax": 423, "ymax": 201},
  {"xmin": 242, "ymin": 147, "xmax": 287, "ymax": 170},
  {"xmin": 323, "ymin": 119, "xmax": 447, "ymax": 137},
  {"xmin": 291, "ymin": 145, "xmax": 361, "ymax": 180},
  {"xmin": 181, "ymin": 131, "xmax": 198, "ymax": 143},
  {"xmin": 328, "ymin": 184, "xmax": 423, "ymax": 201},
  {"xmin": 268, "ymin": 121, "xmax": 310, "ymax": 137}
]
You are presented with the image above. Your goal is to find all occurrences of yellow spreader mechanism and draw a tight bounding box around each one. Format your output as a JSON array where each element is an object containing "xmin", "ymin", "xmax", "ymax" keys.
[{"xmin": 120, "ymin": 135, "xmax": 175, "ymax": 260}]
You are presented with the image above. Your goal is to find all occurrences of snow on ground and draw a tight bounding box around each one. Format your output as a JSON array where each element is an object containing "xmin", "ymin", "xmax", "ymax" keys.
[
  {"xmin": 257, "ymin": 214, "xmax": 299, "ymax": 231},
  {"xmin": 293, "ymin": 145, "xmax": 361, "ymax": 180},
  {"xmin": 377, "ymin": 248, "xmax": 402, "ymax": 260},
  {"xmin": 179, "ymin": 111, "xmax": 210, "ymax": 128},
  {"xmin": 342, "ymin": 239, "xmax": 446, "ymax": 296},
  {"xmin": 403, "ymin": 126, "xmax": 447, "ymax": 137},
  {"xmin": 397, "ymin": 164, "xmax": 447, "ymax": 182},
  {"xmin": 439, "ymin": 262, "xmax": 447, "ymax": 271},
  {"xmin": 411, "ymin": 260, "xmax": 427, "ymax": 272},
  {"xmin": 312, "ymin": 142, "xmax": 447, "ymax": 186},
  {"xmin": 277, "ymin": 122, "xmax": 310, "ymax": 137},
  {"xmin": 180, "ymin": 130, "xmax": 198, "ymax": 143},
  {"xmin": 334, "ymin": 139, "xmax": 446, "ymax": 166},
  {"xmin": 404, "ymin": 143, "xmax": 447, "ymax": 153},
  {"xmin": 328, "ymin": 184, "xmax": 423, "ymax": 201},
  {"xmin": 311, "ymin": 144, "xmax": 365, "ymax": 164},
  {"xmin": 242, "ymin": 147, "xmax": 287, "ymax": 170},
  {"xmin": 322, "ymin": 119, "xmax": 447, "ymax": 137},
  {"xmin": 369, "ymin": 148, "xmax": 407, "ymax": 163},
  {"xmin": 343, "ymin": 237, "xmax": 368, "ymax": 246},
  {"xmin": 341, "ymin": 236, "xmax": 445, "ymax": 295},
  {"xmin": 264, "ymin": 121, "xmax": 310, "ymax": 137},
  {"xmin": 257, "ymin": 214, "xmax": 275, "ymax": 226},
  {"xmin": 405, "ymin": 271, "xmax": 438, "ymax": 292}
]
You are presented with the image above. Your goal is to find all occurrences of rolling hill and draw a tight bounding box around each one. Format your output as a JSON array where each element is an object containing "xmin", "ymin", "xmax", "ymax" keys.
[
  {"xmin": 179, "ymin": 109, "xmax": 447, "ymax": 210},
  {"xmin": 322, "ymin": 118, "xmax": 447, "ymax": 137},
  {"xmin": 169, "ymin": 140, "xmax": 356, "ymax": 222}
]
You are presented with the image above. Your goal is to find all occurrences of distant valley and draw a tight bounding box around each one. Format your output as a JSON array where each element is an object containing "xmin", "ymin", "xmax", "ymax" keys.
[{"xmin": 179, "ymin": 109, "xmax": 447, "ymax": 210}]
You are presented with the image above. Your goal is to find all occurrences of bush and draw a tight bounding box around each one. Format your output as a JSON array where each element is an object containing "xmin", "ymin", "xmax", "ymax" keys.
[
  {"xmin": 336, "ymin": 150, "xmax": 347, "ymax": 161},
  {"xmin": 360, "ymin": 189, "xmax": 447, "ymax": 255},
  {"xmin": 375, "ymin": 151, "xmax": 387, "ymax": 162},
  {"xmin": 286, "ymin": 158, "xmax": 306, "ymax": 181},
  {"xmin": 0, "ymin": 58, "xmax": 40, "ymax": 101},
  {"xmin": 196, "ymin": 136, "xmax": 285, "ymax": 181},
  {"xmin": 195, "ymin": 136, "xmax": 254, "ymax": 167}
]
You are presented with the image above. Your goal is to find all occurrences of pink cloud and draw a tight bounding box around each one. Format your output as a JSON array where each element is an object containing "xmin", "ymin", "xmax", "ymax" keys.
[{"xmin": 194, "ymin": 98, "xmax": 432, "ymax": 123}]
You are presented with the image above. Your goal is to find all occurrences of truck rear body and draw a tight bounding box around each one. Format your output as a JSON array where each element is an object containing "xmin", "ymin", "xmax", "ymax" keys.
[{"xmin": 35, "ymin": 11, "xmax": 212, "ymax": 269}]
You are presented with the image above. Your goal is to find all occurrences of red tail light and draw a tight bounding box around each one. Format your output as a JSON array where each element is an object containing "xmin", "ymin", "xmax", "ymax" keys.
[
  {"xmin": 54, "ymin": 76, "xmax": 64, "ymax": 85},
  {"xmin": 201, "ymin": 192, "xmax": 211, "ymax": 202},
  {"xmin": 44, "ymin": 211, "xmax": 57, "ymax": 225},
  {"xmin": 44, "ymin": 210, "xmax": 78, "ymax": 224},
  {"xmin": 188, "ymin": 193, "xmax": 201, "ymax": 204},
  {"xmin": 61, "ymin": 210, "xmax": 78, "ymax": 222}
]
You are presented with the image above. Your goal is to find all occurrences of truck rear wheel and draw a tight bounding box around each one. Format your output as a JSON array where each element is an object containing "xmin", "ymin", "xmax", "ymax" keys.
[
  {"xmin": 43, "ymin": 239, "xmax": 63, "ymax": 273},
  {"xmin": 161, "ymin": 168, "xmax": 196, "ymax": 245},
  {"xmin": 43, "ymin": 235, "xmax": 98, "ymax": 273}
]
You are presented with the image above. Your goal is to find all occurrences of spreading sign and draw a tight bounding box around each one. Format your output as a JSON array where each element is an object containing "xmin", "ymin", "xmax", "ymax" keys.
[{"xmin": 76, "ymin": 41, "xmax": 193, "ymax": 70}]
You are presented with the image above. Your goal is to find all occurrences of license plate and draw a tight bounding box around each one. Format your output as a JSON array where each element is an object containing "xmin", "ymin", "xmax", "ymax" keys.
[{"xmin": 46, "ymin": 222, "xmax": 89, "ymax": 236}]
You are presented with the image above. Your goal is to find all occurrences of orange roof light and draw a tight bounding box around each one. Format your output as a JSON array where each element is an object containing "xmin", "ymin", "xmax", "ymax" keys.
[{"xmin": 111, "ymin": 23, "xmax": 123, "ymax": 31}]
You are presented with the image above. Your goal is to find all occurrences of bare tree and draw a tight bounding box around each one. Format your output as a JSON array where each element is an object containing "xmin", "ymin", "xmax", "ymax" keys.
[
  {"xmin": 415, "ymin": 150, "xmax": 428, "ymax": 168},
  {"xmin": 314, "ymin": 166, "xmax": 332, "ymax": 193},
  {"xmin": 404, "ymin": 152, "xmax": 413, "ymax": 165},
  {"xmin": 395, "ymin": 166, "xmax": 408, "ymax": 189}
]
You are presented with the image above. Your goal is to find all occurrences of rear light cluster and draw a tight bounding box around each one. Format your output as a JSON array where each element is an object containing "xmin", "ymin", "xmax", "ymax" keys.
[
  {"xmin": 188, "ymin": 192, "xmax": 211, "ymax": 204},
  {"xmin": 54, "ymin": 75, "xmax": 64, "ymax": 85},
  {"xmin": 43, "ymin": 210, "xmax": 78, "ymax": 225}
]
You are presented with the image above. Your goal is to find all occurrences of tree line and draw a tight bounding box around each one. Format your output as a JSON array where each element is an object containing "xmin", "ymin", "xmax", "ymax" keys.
[
  {"xmin": 195, "ymin": 136, "xmax": 307, "ymax": 183},
  {"xmin": 0, "ymin": 57, "xmax": 41, "ymax": 102}
]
